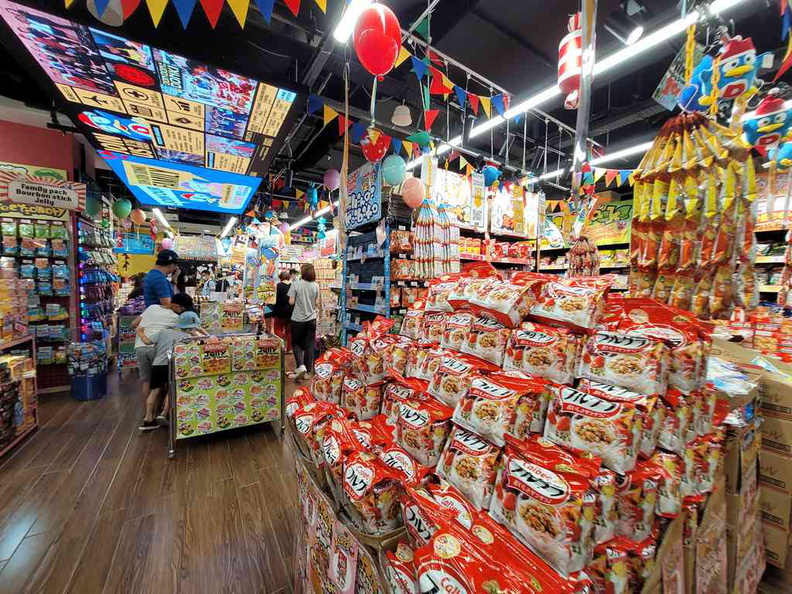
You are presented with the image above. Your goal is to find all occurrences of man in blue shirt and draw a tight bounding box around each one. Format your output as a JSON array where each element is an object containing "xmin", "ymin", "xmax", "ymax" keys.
[{"xmin": 143, "ymin": 249, "xmax": 179, "ymax": 307}]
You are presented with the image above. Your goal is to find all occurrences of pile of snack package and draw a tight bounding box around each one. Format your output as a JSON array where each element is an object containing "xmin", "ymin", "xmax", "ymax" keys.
[
  {"xmin": 715, "ymin": 306, "xmax": 792, "ymax": 364},
  {"xmin": 288, "ymin": 261, "xmax": 751, "ymax": 594},
  {"xmin": 629, "ymin": 112, "xmax": 759, "ymax": 319}
]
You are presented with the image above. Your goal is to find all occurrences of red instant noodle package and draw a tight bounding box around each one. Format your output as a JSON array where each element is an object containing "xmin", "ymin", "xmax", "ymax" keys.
[
  {"xmin": 383, "ymin": 542, "xmax": 418, "ymax": 594},
  {"xmin": 469, "ymin": 273, "xmax": 547, "ymax": 328},
  {"xmin": 489, "ymin": 435, "xmax": 599, "ymax": 575},
  {"xmin": 427, "ymin": 353, "xmax": 498, "ymax": 408},
  {"xmin": 544, "ymin": 385, "xmax": 642, "ymax": 474},
  {"xmin": 421, "ymin": 312, "xmax": 447, "ymax": 343},
  {"xmin": 530, "ymin": 276, "xmax": 613, "ymax": 332},
  {"xmin": 436, "ymin": 426, "xmax": 501, "ymax": 510},
  {"xmin": 503, "ymin": 321, "xmax": 580, "ymax": 384},
  {"xmin": 379, "ymin": 442, "xmax": 431, "ymax": 488},
  {"xmin": 462, "ymin": 316, "xmax": 512, "ymax": 366},
  {"xmin": 286, "ymin": 386, "xmax": 315, "ymax": 419},
  {"xmin": 312, "ymin": 348, "xmax": 351, "ymax": 404},
  {"xmin": 343, "ymin": 450, "xmax": 405, "ymax": 534},
  {"xmin": 382, "ymin": 376, "xmax": 429, "ymax": 426},
  {"xmin": 577, "ymin": 379, "xmax": 666, "ymax": 459},
  {"xmin": 396, "ymin": 396, "xmax": 454, "ymax": 467},
  {"xmin": 441, "ymin": 311, "xmax": 475, "ymax": 352},
  {"xmin": 577, "ymin": 330, "xmax": 669, "ymax": 397},
  {"xmin": 615, "ymin": 458, "xmax": 662, "ymax": 541},
  {"xmin": 452, "ymin": 372, "xmax": 554, "ymax": 446},
  {"xmin": 400, "ymin": 308, "xmax": 425, "ymax": 340}
]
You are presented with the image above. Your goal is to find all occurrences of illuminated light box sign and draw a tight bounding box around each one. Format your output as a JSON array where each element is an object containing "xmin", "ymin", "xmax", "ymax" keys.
[
  {"xmin": 101, "ymin": 152, "xmax": 259, "ymax": 215},
  {"xmin": 0, "ymin": 0, "xmax": 302, "ymax": 209}
]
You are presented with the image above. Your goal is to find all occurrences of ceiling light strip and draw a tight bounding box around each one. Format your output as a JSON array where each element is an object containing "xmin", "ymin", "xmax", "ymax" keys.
[
  {"xmin": 220, "ymin": 216, "xmax": 238, "ymax": 239},
  {"xmin": 290, "ymin": 200, "xmax": 340, "ymax": 232}
]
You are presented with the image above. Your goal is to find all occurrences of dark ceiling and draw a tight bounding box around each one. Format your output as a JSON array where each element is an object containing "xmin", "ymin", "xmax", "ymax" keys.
[{"xmin": 0, "ymin": 0, "xmax": 787, "ymax": 229}]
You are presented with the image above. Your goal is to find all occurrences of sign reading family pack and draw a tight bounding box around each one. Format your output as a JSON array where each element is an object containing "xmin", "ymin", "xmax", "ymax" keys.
[
  {"xmin": 345, "ymin": 162, "xmax": 381, "ymax": 231},
  {"xmin": 7, "ymin": 180, "xmax": 80, "ymax": 209}
]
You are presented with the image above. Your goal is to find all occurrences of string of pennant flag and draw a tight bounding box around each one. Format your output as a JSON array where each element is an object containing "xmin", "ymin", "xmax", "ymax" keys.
[{"xmin": 66, "ymin": 0, "xmax": 327, "ymax": 28}]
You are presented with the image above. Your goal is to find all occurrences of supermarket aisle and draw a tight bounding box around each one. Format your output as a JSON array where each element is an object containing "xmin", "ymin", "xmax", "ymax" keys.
[{"xmin": 0, "ymin": 370, "xmax": 299, "ymax": 594}]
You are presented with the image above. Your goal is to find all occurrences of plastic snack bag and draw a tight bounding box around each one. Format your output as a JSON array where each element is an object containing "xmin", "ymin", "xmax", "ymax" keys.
[
  {"xmin": 503, "ymin": 321, "xmax": 580, "ymax": 384},
  {"xmin": 615, "ymin": 458, "xmax": 662, "ymax": 541},
  {"xmin": 530, "ymin": 276, "xmax": 614, "ymax": 332},
  {"xmin": 421, "ymin": 312, "xmax": 447, "ymax": 343},
  {"xmin": 399, "ymin": 309, "xmax": 424, "ymax": 339},
  {"xmin": 469, "ymin": 273, "xmax": 547, "ymax": 328},
  {"xmin": 382, "ymin": 375, "xmax": 428, "ymax": 426},
  {"xmin": 441, "ymin": 311, "xmax": 475, "ymax": 352},
  {"xmin": 383, "ymin": 542, "xmax": 418, "ymax": 594},
  {"xmin": 342, "ymin": 451, "xmax": 405, "ymax": 533},
  {"xmin": 396, "ymin": 397, "xmax": 454, "ymax": 467},
  {"xmin": 437, "ymin": 426, "xmax": 501, "ymax": 510},
  {"xmin": 378, "ymin": 442, "xmax": 431, "ymax": 488},
  {"xmin": 462, "ymin": 316, "xmax": 512, "ymax": 366},
  {"xmin": 428, "ymin": 353, "xmax": 497, "ymax": 408}
]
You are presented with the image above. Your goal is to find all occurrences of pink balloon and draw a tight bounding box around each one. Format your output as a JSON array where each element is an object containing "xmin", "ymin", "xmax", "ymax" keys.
[
  {"xmin": 323, "ymin": 169, "xmax": 340, "ymax": 192},
  {"xmin": 401, "ymin": 178, "xmax": 425, "ymax": 209},
  {"xmin": 161, "ymin": 238, "xmax": 173, "ymax": 249},
  {"xmin": 279, "ymin": 222, "xmax": 290, "ymax": 233}
]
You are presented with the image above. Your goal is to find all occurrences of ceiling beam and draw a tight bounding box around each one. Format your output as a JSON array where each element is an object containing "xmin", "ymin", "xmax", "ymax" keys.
[{"xmin": 470, "ymin": 9, "xmax": 554, "ymax": 69}]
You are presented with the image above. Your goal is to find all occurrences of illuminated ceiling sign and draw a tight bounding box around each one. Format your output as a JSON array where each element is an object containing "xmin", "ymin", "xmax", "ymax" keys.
[{"xmin": 0, "ymin": 0, "xmax": 302, "ymax": 213}]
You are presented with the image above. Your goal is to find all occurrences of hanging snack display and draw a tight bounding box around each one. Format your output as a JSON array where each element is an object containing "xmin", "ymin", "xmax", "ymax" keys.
[{"xmin": 629, "ymin": 113, "xmax": 758, "ymax": 318}]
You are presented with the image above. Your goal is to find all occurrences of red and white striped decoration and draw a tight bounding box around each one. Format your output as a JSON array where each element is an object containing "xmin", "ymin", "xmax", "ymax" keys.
[{"xmin": 558, "ymin": 12, "xmax": 582, "ymax": 110}]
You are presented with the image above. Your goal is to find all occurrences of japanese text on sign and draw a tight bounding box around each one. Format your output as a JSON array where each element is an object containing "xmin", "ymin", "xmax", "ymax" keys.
[{"xmin": 344, "ymin": 162, "xmax": 381, "ymax": 230}]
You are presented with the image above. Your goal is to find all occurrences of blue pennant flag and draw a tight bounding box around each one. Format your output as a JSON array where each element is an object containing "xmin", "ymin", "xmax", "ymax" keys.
[
  {"xmin": 411, "ymin": 56, "xmax": 428, "ymax": 81},
  {"xmin": 453, "ymin": 85, "xmax": 467, "ymax": 109},
  {"xmin": 307, "ymin": 94, "xmax": 323, "ymax": 115},
  {"xmin": 172, "ymin": 0, "xmax": 197, "ymax": 27},
  {"xmin": 491, "ymin": 93, "xmax": 505, "ymax": 117},
  {"xmin": 254, "ymin": 0, "xmax": 275, "ymax": 24},
  {"xmin": 514, "ymin": 112, "xmax": 522, "ymax": 125},
  {"xmin": 391, "ymin": 138, "xmax": 402, "ymax": 155},
  {"xmin": 94, "ymin": 0, "xmax": 111, "ymax": 15},
  {"xmin": 350, "ymin": 122, "xmax": 367, "ymax": 144}
]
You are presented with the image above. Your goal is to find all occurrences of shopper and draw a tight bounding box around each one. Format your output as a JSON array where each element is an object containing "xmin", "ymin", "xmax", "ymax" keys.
[
  {"xmin": 143, "ymin": 249, "xmax": 180, "ymax": 307},
  {"xmin": 288, "ymin": 263, "xmax": 320, "ymax": 380},
  {"xmin": 290, "ymin": 268, "xmax": 299, "ymax": 282},
  {"xmin": 131, "ymin": 293, "xmax": 194, "ymax": 413},
  {"xmin": 138, "ymin": 311, "xmax": 208, "ymax": 431},
  {"xmin": 273, "ymin": 270, "xmax": 293, "ymax": 352},
  {"xmin": 127, "ymin": 273, "xmax": 145, "ymax": 299}
]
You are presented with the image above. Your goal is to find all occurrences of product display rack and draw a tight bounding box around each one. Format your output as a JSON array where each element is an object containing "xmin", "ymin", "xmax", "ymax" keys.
[
  {"xmin": 755, "ymin": 228, "xmax": 789, "ymax": 298},
  {"xmin": 0, "ymin": 334, "xmax": 37, "ymax": 458},
  {"xmin": 314, "ymin": 257, "xmax": 340, "ymax": 336}
]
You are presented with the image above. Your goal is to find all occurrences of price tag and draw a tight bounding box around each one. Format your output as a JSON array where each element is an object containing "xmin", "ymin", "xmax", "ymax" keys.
[{"xmin": 410, "ymin": 281, "xmax": 417, "ymax": 287}]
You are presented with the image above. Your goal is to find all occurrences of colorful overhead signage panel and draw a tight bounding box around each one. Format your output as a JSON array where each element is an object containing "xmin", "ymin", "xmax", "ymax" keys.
[{"xmin": 0, "ymin": 0, "xmax": 301, "ymax": 207}]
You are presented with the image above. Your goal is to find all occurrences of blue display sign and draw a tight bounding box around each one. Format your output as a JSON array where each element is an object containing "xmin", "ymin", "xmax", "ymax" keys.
[{"xmin": 115, "ymin": 232, "xmax": 155, "ymax": 254}]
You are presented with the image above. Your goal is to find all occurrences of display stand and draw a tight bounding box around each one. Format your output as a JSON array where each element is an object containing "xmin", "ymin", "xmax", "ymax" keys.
[
  {"xmin": 0, "ymin": 334, "xmax": 37, "ymax": 458},
  {"xmin": 167, "ymin": 332, "xmax": 284, "ymax": 459}
]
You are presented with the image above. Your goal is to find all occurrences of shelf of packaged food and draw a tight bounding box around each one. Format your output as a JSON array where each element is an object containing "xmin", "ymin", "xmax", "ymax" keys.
[
  {"xmin": 345, "ymin": 254, "xmax": 386, "ymax": 262},
  {"xmin": 610, "ymin": 286, "xmax": 630, "ymax": 291},
  {"xmin": 344, "ymin": 321, "xmax": 363, "ymax": 332},
  {"xmin": 491, "ymin": 258, "xmax": 533, "ymax": 266},
  {"xmin": 0, "ymin": 334, "xmax": 34, "ymax": 351},
  {"xmin": 539, "ymin": 266, "xmax": 567, "ymax": 271},
  {"xmin": 392, "ymin": 279, "xmax": 430, "ymax": 287},
  {"xmin": 346, "ymin": 282, "xmax": 385, "ymax": 291},
  {"xmin": 600, "ymin": 264, "xmax": 631, "ymax": 269},
  {"xmin": 346, "ymin": 304, "xmax": 387, "ymax": 315},
  {"xmin": 459, "ymin": 253, "xmax": 487, "ymax": 261},
  {"xmin": 755, "ymin": 227, "xmax": 788, "ymax": 233},
  {"xmin": 0, "ymin": 423, "xmax": 37, "ymax": 458},
  {"xmin": 756, "ymin": 255, "xmax": 786, "ymax": 264},
  {"xmin": 760, "ymin": 285, "xmax": 782, "ymax": 293}
]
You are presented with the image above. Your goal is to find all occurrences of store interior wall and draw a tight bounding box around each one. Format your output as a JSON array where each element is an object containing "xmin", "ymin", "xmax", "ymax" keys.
[{"xmin": 0, "ymin": 120, "xmax": 78, "ymax": 179}]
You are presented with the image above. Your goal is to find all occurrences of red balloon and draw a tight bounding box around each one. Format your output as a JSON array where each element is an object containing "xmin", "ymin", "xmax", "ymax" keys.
[
  {"xmin": 361, "ymin": 132, "xmax": 389, "ymax": 162},
  {"xmin": 353, "ymin": 4, "xmax": 401, "ymax": 78}
]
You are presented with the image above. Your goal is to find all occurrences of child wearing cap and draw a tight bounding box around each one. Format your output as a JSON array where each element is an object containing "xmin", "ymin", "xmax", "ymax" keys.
[{"xmin": 139, "ymin": 311, "xmax": 208, "ymax": 431}]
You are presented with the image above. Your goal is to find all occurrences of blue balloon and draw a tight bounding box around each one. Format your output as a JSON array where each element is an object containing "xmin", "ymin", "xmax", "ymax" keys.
[
  {"xmin": 382, "ymin": 154, "xmax": 407, "ymax": 186},
  {"xmin": 483, "ymin": 165, "xmax": 501, "ymax": 187}
]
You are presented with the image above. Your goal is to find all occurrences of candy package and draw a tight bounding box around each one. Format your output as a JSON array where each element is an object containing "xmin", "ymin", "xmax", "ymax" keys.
[
  {"xmin": 503, "ymin": 322, "xmax": 580, "ymax": 384},
  {"xmin": 437, "ymin": 426, "xmax": 501, "ymax": 510}
]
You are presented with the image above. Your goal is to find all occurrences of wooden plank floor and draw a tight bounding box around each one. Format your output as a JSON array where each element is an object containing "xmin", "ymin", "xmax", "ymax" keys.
[{"xmin": 0, "ymin": 368, "xmax": 300, "ymax": 594}]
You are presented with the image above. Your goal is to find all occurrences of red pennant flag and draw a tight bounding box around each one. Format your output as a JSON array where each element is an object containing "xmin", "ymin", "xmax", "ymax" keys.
[
  {"xmin": 338, "ymin": 115, "xmax": 352, "ymax": 135},
  {"xmin": 283, "ymin": 0, "xmax": 300, "ymax": 16},
  {"xmin": 427, "ymin": 49, "xmax": 444, "ymax": 65},
  {"xmin": 467, "ymin": 92, "xmax": 480, "ymax": 115},
  {"xmin": 199, "ymin": 0, "xmax": 223, "ymax": 27},
  {"xmin": 245, "ymin": 209, "xmax": 256, "ymax": 217},
  {"xmin": 503, "ymin": 95, "xmax": 510, "ymax": 112},
  {"xmin": 429, "ymin": 67, "xmax": 453, "ymax": 96},
  {"xmin": 425, "ymin": 109, "xmax": 440, "ymax": 132},
  {"xmin": 120, "ymin": 0, "xmax": 141, "ymax": 18},
  {"xmin": 604, "ymin": 169, "xmax": 618, "ymax": 187}
]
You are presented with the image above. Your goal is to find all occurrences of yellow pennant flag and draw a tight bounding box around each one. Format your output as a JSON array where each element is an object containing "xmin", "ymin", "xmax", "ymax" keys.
[
  {"xmin": 296, "ymin": 189, "xmax": 305, "ymax": 200},
  {"xmin": 323, "ymin": 104, "xmax": 339, "ymax": 127},
  {"xmin": 314, "ymin": 0, "xmax": 327, "ymax": 13},
  {"xmin": 459, "ymin": 154, "xmax": 469, "ymax": 169},
  {"xmin": 64, "ymin": 0, "xmax": 77, "ymax": 7},
  {"xmin": 593, "ymin": 168, "xmax": 605, "ymax": 183},
  {"xmin": 227, "ymin": 0, "xmax": 250, "ymax": 27},
  {"xmin": 395, "ymin": 46, "xmax": 411, "ymax": 68},
  {"xmin": 368, "ymin": 128, "xmax": 381, "ymax": 145},
  {"xmin": 402, "ymin": 141, "xmax": 413, "ymax": 157},
  {"xmin": 145, "ymin": 0, "xmax": 169, "ymax": 26},
  {"xmin": 466, "ymin": 164, "xmax": 474, "ymax": 176},
  {"xmin": 480, "ymin": 96, "xmax": 491, "ymax": 118}
]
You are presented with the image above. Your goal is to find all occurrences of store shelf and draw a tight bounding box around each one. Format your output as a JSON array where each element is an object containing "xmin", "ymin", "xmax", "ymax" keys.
[
  {"xmin": 346, "ymin": 304, "xmax": 387, "ymax": 315},
  {"xmin": 0, "ymin": 335, "xmax": 34, "ymax": 351},
  {"xmin": 756, "ymin": 255, "xmax": 786, "ymax": 264},
  {"xmin": 539, "ymin": 266, "xmax": 567, "ymax": 271},
  {"xmin": 0, "ymin": 424, "xmax": 37, "ymax": 458},
  {"xmin": 345, "ymin": 321, "xmax": 363, "ymax": 332},
  {"xmin": 347, "ymin": 282, "xmax": 385, "ymax": 291},
  {"xmin": 460, "ymin": 254, "xmax": 487, "ymax": 261},
  {"xmin": 393, "ymin": 280, "xmax": 430, "ymax": 287},
  {"xmin": 346, "ymin": 254, "xmax": 386, "ymax": 262},
  {"xmin": 760, "ymin": 285, "xmax": 782, "ymax": 293},
  {"xmin": 491, "ymin": 258, "xmax": 533, "ymax": 266},
  {"xmin": 600, "ymin": 264, "xmax": 631, "ymax": 269}
]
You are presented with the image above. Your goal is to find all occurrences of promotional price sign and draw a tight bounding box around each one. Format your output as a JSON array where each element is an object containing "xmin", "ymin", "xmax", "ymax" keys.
[{"xmin": 345, "ymin": 162, "xmax": 381, "ymax": 230}]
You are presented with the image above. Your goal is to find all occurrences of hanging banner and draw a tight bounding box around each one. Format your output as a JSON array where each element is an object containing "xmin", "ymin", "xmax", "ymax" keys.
[
  {"xmin": 584, "ymin": 200, "xmax": 633, "ymax": 245},
  {"xmin": 0, "ymin": 160, "xmax": 67, "ymax": 180},
  {"xmin": 319, "ymin": 232, "xmax": 337, "ymax": 257},
  {"xmin": 344, "ymin": 162, "xmax": 381, "ymax": 231},
  {"xmin": 173, "ymin": 235, "xmax": 219, "ymax": 260},
  {"xmin": 653, "ymin": 42, "xmax": 705, "ymax": 111},
  {"xmin": 0, "ymin": 174, "xmax": 85, "ymax": 210},
  {"xmin": 470, "ymin": 171, "xmax": 487, "ymax": 231},
  {"xmin": 115, "ymin": 232, "xmax": 155, "ymax": 254},
  {"xmin": 490, "ymin": 186, "xmax": 526, "ymax": 237}
]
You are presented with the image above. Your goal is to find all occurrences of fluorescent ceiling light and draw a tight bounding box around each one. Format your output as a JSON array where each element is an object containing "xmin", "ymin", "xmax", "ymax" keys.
[
  {"xmin": 152, "ymin": 208, "xmax": 171, "ymax": 229},
  {"xmin": 333, "ymin": 0, "xmax": 373, "ymax": 43},
  {"xmin": 289, "ymin": 216, "xmax": 312, "ymax": 231},
  {"xmin": 589, "ymin": 141, "xmax": 654, "ymax": 165},
  {"xmin": 539, "ymin": 168, "xmax": 566, "ymax": 180},
  {"xmin": 220, "ymin": 216, "xmax": 237, "ymax": 239},
  {"xmin": 315, "ymin": 204, "xmax": 333, "ymax": 216},
  {"xmin": 469, "ymin": 116, "xmax": 505, "ymax": 140},
  {"xmin": 290, "ymin": 200, "xmax": 341, "ymax": 232}
]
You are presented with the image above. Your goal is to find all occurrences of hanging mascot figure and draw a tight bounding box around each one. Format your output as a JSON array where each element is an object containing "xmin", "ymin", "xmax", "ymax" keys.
[{"xmin": 743, "ymin": 90, "xmax": 792, "ymax": 154}]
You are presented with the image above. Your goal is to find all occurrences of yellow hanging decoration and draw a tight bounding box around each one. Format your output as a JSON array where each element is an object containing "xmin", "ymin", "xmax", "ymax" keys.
[
  {"xmin": 708, "ymin": 56, "xmax": 720, "ymax": 117},
  {"xmin": 684, "ymin": 24, "xmax": 697, "ymax": 86}
]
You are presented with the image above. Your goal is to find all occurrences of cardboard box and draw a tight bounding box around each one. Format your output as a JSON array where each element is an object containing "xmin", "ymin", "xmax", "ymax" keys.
[
  {"xmin": 726, "ymin": 465, "xmax": 759, "ymax": 531},
  {"xmin": 640, "ymin": 513, "xmax": 685, "ymax": 594},
  {"xmin": 761, "ymin": 374, "xmax": 792, "ymax": 421},
  {"xmin": 724, "ymin": 421, "xmax": 760, "ymax": 494},
  {"xmin": 684, "ymin": 474, "xmax": 727, "ymax": 594},
  {"xmin": 760, "ymin": 449, "xmax": 792, "ymax": 495},
  {"xmin": 760, "ymin": 484, "xmax": 792, "ymax": 531},
  {"xmin": 762, "ymin": 416, "xmax": 792, "ymax": 457},
  {"xmin": 763, "ymin": 521, "xmax": 790, "ymax": 569}
]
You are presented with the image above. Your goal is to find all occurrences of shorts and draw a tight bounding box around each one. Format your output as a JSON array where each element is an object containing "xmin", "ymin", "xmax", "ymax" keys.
[
  {"xmin": 136, "ymin": 346, "xmax": 156, "ymax": 382},
  {"xmin": 150, "ymin": 365, "xmax": 169, "ymax": 391}
]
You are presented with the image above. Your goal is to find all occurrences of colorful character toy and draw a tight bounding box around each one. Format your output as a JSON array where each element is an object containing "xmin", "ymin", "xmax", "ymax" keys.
[
  {"xmin": 742, "ymin": 91, "xmax": 792, "ymax": 152},
  {"xmin": 770, "ymin": 141, "xmax": 792, "ymax": 170},
  {"xmin": 679, "ymin": 36, "xmax": 772, "ymax": 112}
]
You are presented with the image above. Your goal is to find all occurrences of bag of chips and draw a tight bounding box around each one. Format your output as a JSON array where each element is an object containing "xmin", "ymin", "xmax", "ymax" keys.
[
  {"xmin": 530, "ymin": 276, "xmax": 613, "ymax": 332},
  {"xmin": 437, "ymin": 426, "xmax": 501, "ymax": 510},
  {"xmin": 342, "ymin": 451, "xmax": 405, "ymax": 533},
  {"xmin": 462, "ymin": 316, "xmax": 512, "ymax": 366},
  {"xmin": 504, "ymin": 322, "xmax": 580, "ymax": 384},
  {"xmin": 396, "ymin": 397, "xmax": 454, "ymax": 467}
]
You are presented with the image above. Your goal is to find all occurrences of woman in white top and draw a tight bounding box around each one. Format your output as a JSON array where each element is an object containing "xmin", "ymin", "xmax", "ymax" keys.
[{"xmin": 287, "ymin": 263, "xmax": 321, "ymax": 380}]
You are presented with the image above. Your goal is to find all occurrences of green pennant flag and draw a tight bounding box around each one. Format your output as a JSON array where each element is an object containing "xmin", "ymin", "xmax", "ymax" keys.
[
  {"xmin": 406, "ymin": 131, "xmax": 432, "ymax": 146},
  {"xmin": 413, "ymin": 17, "xmax": 430, "ymax": 40},
  {"xmin": 422, "ymin": 83, "xmax": 431, "ymax": 112}
]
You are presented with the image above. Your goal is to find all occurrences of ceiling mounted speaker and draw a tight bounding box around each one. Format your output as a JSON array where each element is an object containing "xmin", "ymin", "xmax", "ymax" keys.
[
  {"xmin": 392, "ymin": 104, "xmax": 412, "ymax": 127},
  {"xmin": 87, "ymin": 0, "xmax": 124, "ymax": 26}
]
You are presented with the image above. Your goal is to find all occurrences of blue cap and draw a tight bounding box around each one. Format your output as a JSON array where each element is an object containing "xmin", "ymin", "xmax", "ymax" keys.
[{"xmin": 177, "ymin": 311, "xmax": 202, "ymax": 329}]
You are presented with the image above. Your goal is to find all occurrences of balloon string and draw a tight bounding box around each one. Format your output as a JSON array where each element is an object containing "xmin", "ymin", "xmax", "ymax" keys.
[{"xmin": 370, "ymin": 77, "xmax": 378, "ymax": 128}]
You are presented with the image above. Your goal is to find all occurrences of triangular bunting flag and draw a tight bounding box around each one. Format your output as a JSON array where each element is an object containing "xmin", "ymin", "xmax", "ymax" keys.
[
  {"xmin": 402, "ymin": 141, "xmax": 413, "ymax": 157},
  {"xmin": 395, "ymin": 46, "xmax": 411, "ymax": 68},
  {"xmin": 453, "ymin": 85, "xmax": 467, "ymax": 109},
  {"xmin": 120, "ymin": 0, "xmax": 141, "ymax": 18},
  {"xmin": 338, "ymin": 115, "xmax": 352, "ymax": 135},
  {"xmin": 199, "ymin": 0, "xmax": 223, "ymax": 27},
  {"xmin": 245, "ymin": 210, "xmax": 256, "ymax": 217},
  {"xmin": 618, "ymin": 170, "xmax": 632, "ymax": 186},
  {"xmin": 172, "ymin": 0, "xmax": 197, "ymax": 27},
  {"xmin": 628, "ymin": 172, "xmax": 637, "ymax": 187},
  {"xmin": 593, "ymin": 168, "xmax": 605, "ymax": 183},
  {"xmin": 466, "ymin": 164, "xmax": 474, "ymax": 176},
  {"xmin": 491, "ymin": 94, "xmax": 505, "ymax": 117},
  {"xmin": 442, "ymin": 74, "xmax": 453, "ymax": 90},
  {"xmin": 459, "ymin": 154, "xmax": 469, "ymax": 169},
  {"xmin": 283, "ymin": 0, "xmax": 300, "ymax": 17},
  {"xmin": 323, "ymin": 104, "xmax": 339, "ymax": 127},
  {"xmin": 430, "ymin": 73, "xmax": 452, "ymax": 95},
  {"xmin": 145, "ymin": 0, "xmax": 169, "ymax": 26},
  {"xmin": 413, "ymin": 17, "xmax": 430, "ymax": 40},
  {"xmin": 226, "ymin": 0, "xmax": 250, "ymax": 27},
  {"xmin": 410, "ymin": 56, "xmax": 428, "ymax": 80},
  {"xmin": 307, "ymin": 94, "xmax": 323, "ymax": 114},
  {"xmin": 422, "ymin": 85, "xmax": 431, "ymax": 112},
  {"xmin": 391, "ymin": 138, "xmax": 402, "ymax": 155},
  {"xmin": 427, "ymin": 49, "xmax": 444, "ymax": 65},
  {"xmin": 313, "ymin": 0, "xmax": 326, "ymax": 13},
  {"xmin": 368, "ymin": 128, "xmax": 381, "ymax": 144},
  {"xmin": 406, "ymin": 131, "xmax": 431, "ymax": 146},
  {"xmin": 468, "ymin": 92, "xmax": 480, "ymax": 115},
  {"xmin": 424, "ymin": 109, "xmax": 440, "ymax": 132},
  {"xmin": 94, "ymin": 0, "xmax": 111, "ymax": 15},
  {"xmin": 503, "ymin": 95, "xmax": 510, "ymax": 112},
  {"xmin": 480, "ymin": 96, "xmax": 491, "ymax": 118},
  {"xmin": 604, "ymin": 169, "xmax": 618, "ymax": 187},
  {"xmin": 253, "ymin": 0, "xmax": 274, "ymax": 23},
  {"xmin": 350, "ymin": 122, "xmax": 367, "ymax": 144},
  {"xmin": 296, "ymin": 189, "xmax": 305, "ymax": 200}
]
